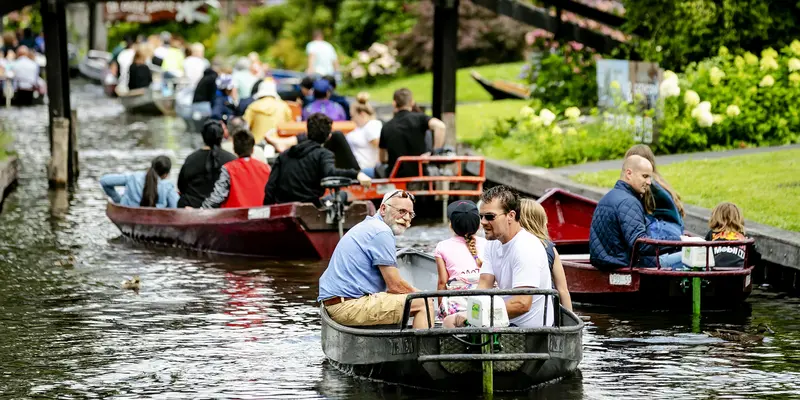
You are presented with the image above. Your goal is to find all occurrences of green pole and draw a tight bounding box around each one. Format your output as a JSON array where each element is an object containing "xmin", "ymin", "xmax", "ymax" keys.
[
  {"xmin": 482, "ymin": 333, "xmax": 493, "ymax": 396},
  {"xmin": 692, "ymin": 276, "xmax": 701, "ymax": 316}
]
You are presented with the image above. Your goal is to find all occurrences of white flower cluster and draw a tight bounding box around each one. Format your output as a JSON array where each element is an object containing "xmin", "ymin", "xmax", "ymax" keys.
[
  {"xmin": 683, "ymin": 89, "xmax": 741, "ymax": 128},
  {"xmin": 346, "ymin": 43, "xmax": 401, "ymax": 82},
  {"xmin": 659, "ymin": 70, "xmax": 680, "ymax": 98}
]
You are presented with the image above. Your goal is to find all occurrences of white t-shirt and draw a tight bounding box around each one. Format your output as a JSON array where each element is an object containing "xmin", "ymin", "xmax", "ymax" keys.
[
  {"xmin": 306, "ymin": 40, "xmax": 338, "ymax": 76},
  {"xmin": 116, "ymin": 48, "xmax": 136, "ymax": 89},
  {"xmin": 183, "ymin": 56, "xmax": 209, "ymax": 87},
  {"xmin": 346, "ymin": 119, "xmax": 382, "ymax": 169},
  {"xmin": 480, "ymin": 229, "xmax": 554, "ymax": 327}
]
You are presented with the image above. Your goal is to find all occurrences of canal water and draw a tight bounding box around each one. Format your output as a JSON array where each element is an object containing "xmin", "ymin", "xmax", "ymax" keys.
[{"xmin": 1, "ymin": 82, "xmax": 799, "ymax": 399}]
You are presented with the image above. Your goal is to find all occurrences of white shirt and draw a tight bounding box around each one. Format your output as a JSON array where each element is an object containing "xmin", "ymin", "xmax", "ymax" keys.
[
  {"xmin": 480, "ymin": 229, "xmax": 554, "ymax": 327},
  {"xmin": 306, "ymin": 40, "xmax": 338, "ymax": 76},
  {"xmin": 346, "ymin": 119, "xmax": 382, "ymax": 169},
  {"xmin": 11, "ymin": 57, "xmax": 39, "ymax": 90},
  {"xmin": 116, "ymin": 48, "xmax": 135, "ymax": 89},
  {"xmin": 183, "ymin": 56, "xmax": 209, "ymax": 87}
]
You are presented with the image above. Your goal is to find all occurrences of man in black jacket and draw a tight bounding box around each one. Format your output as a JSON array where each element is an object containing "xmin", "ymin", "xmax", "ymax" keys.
[{"xmin": 264, "ymin": 113, "xmax": 371, "ymax": 207}]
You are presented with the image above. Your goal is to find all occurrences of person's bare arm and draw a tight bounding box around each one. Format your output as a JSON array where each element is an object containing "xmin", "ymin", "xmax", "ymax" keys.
[
  {"xmin": 379, "ymin": 265, "xmax": 416, "ymax": 294},
  {"xmin": 428, "ymin": 117, "xmax": 446, "ymax": 149},
  {"xmin": 477, "ymin": 273, "xmax": 495, "ymax": 289},
  {"xmin": 306, "ymin": 53, "xmax": 316, "ymax": 74},
  {"xmin": 436, "ymin": 256, "xmax": 448, "ymax": 308},
  {"xmin": 552, "ymin": 250, "xmax": 573, "ymax": 311},
  {"xmin": 379, "ymin": 148, "xmax": 388, "ymax": 163},
  {"xmin": 505, "ymin": 291, "xmax": 534, "ymax": 319}
]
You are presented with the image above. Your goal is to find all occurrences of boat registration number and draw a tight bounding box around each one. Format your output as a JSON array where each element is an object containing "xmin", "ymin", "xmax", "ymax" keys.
[
  {"xmin": 247, "ymin": 207, "xmax": 271, "ymax": 220},
  {"xmin": 609, "ymin": 273, "xmax": 632, "ymax": 286},
  {"xmin": 389, "ymin": 338, "xmax": 415, "ymax": 355}
]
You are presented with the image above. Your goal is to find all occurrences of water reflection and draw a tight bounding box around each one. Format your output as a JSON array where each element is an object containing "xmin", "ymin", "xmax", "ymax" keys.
[{"xmin": 0, "ymin": 80, "xmax": 799, "ymax": 398}]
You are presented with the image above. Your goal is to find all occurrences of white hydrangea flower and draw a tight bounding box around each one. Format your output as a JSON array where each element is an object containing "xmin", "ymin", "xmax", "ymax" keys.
[
  {"xmin": 520, "ymin": 106, "xmax": 535, "ymax": 117},
  {"xmin": 684, "ymin": 90, "xmax": 700, "ymax": 106},
  {"xmin": 789, "ymin": 58, "xmax": 800, "ymax": 72},
  {"xmin": 367, "ymin": 63, "xmax": 381, "ymax": 76},
  {"xmin": 659, "ymin": 79, "xmax": 680, "ymax": 98},
  {"xmin": 760, "ymin": 56, "xmax": 779, "ymax": 71},
  {"xmin": 696, "ymin": 111, "xmax": 714, "ymax": 127},
  {"xmin": 350, "ymin": 65, "xmax": 366, "ymax": 79},
  {"xmin": 663, "ymin": 70, "xmax": 678, "ymax": 82},
  {"xmin": 691, "ymin": 101, "xmax": 712, "ymax": 119},
  {"xmin": 552, "ymin": 126, "xmax": 563, "ymax": 135},
  {"xmin": 726, "ymin": 105, "xmax": 741, "ymax": 117},
  {"xmin": 713, "ymin": 114, "xmax": 724, "ymax": 124},
  {"xmin": 564, "ymin": 107, "xmax": 581, "ymax": 119},
  {"xmin": 759, "ymin": 75, "xmax": 775, "ymax": 87},
  {"xmin": 566, "ymin": 127, "xmax": 578, "ymax": 136},
  {"xmin": 709, "ymin": 67, "xmax": 726, "ymax": 86},
  {"xmin": 358, "ymin": 51, "xmax": 370, "ymax": 63},
  {"xmin": 539, "ymin": 109, "xmax": 556, "ymax": 126}
]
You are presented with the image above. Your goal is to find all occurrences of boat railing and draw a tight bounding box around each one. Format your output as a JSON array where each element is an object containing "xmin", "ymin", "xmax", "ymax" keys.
[
  {"xmin": 344, "ymin": 156, "xmax": 486, "ymax": 204},
  {"xmin": 400, "ymin": 288, "xmax": 563, "ymax": 331},
  {"xmin": 629, "ymin": 237, "xmax": 756, "ymax": 275}
]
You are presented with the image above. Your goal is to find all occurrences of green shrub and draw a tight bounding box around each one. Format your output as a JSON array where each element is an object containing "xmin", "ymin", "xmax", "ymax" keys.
[
  {"xmin": 466, "ymin": 102, "xmax": 634, "ymax": 168},
  {"xmin": 656, "ymin": 42, "xmax": 800, "ymax": 153},
  {"xmin": 621, "ymin": 0, "xmax": 800, "ymax": 72},
  {"xmin": 333, "ymin": 0, "xmax": 416, "ymax": 56},
  {"xmin": 522, "ymin": 32, "xmax": 600, "ymax": 109}
]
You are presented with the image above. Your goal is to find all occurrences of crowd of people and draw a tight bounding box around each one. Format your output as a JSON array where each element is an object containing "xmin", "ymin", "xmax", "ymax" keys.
[{"xmin": 0, "ymin": 29, "xmax": 46, "ymax": 103}]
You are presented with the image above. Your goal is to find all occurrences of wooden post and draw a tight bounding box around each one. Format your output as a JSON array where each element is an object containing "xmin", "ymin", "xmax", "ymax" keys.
[
  {"xmin": 42, "ymin": 0, "xmax": 75, "ymax": 186},
  {"xmin": 48, "ymin": 117, "xmax": 70, "ymax": 188},
  {"xmin": 88, "ymin": 2, "xmax": 96, "ymax": 51},
  {"xmin": 71, "ymin": 110, "xmax": 79, "ymax": 179},
  {"xmin": 432, "ymin": 0, "xmax": 459, "ymax": 148}
]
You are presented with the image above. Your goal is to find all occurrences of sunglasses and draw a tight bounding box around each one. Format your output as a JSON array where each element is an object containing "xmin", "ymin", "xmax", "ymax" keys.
[
  {"xmin": 385, "ymin": 190, "xmax": 416, "ymax": 203},
  {"xmin": 479, "ymin": 212, "xmax": 507, "ymax": 222}
]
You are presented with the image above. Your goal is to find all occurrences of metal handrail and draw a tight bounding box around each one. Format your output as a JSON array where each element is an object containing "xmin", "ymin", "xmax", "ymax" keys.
[
  {"xmin": 399, "ymin": 288, "xmax": 561, "ymax": 331},
  {"xmin": 628, "ymin": 237, "xmax": 756, "ymax": 271}
]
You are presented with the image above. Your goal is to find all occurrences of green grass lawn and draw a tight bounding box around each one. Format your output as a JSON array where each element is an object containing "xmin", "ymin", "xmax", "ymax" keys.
[
  {"xmin": 341, "ymin": 62, "xmax": 527, "ymax": 104},
  {"xmin": 571, "ymin": 149, "xmax": 800, "ymax": 231},
  {"xmin": 456, "ymin": 99, "xmax": 528, "ymax": 142}
]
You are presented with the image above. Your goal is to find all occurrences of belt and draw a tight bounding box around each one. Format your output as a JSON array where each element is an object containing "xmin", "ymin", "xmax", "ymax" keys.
[{"xmin": 322, "ymin": 296, "xmax": 359, "ymax": 307}]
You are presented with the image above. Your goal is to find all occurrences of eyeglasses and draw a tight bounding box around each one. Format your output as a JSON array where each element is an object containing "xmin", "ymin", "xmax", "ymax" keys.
[
  {"xmin": 385, "ymin": 190, "xmax": 416, "ymax": 203},
  {"xmin": 384, "ymin": 204, "xmax": 416, "ymax": 220},
  {"xmin": 479, "ymin": 212, "xmax": 507, "ymax": 222}
]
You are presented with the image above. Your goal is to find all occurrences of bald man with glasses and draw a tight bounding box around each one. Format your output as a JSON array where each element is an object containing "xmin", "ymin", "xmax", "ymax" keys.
[{"xmin": 318, "ymin": 190, "xmax": 435, "ymax": 328}]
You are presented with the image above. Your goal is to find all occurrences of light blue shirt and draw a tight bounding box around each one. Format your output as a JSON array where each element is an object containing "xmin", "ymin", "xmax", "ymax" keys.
[
  {"xmin": 100, "ymin": 171, "xmax": 179, "ymax": 208},
  {"xmin": 318, "ymin": 214, "xmax": 397, "ymax": 301}
]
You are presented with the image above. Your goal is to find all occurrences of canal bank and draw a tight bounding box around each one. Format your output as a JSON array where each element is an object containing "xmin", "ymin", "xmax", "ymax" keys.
[
  {"xmin": 477, "ymin": 154, "xmax": 800, "ymax": 290},
  {"xmin": 0, "ymin": 155, "xmax": 19, "ymax": 212}
]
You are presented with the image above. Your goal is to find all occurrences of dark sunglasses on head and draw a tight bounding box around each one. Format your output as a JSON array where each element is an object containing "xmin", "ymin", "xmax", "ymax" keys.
[
  {"xmin": 385, "ymin": 190, "xmax": 416, "ymax": 203},
  {"xmin": 480, "ymin": 212, "xmax": 507, "ymax": 222}
]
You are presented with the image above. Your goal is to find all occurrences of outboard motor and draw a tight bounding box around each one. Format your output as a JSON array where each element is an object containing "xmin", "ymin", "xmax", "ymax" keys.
[{"xmin": 321, "ymin": 176, "xmax": 357, "ymax": 238}]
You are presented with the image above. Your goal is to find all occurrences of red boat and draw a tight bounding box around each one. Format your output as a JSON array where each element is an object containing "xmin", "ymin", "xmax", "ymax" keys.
[
  {"xmin": 106, "ymin": 200, "xmax": 375, "ymax": 259},
  {"xmin": 537, "ymin": 188, "xmax": 755, "ymax": 310}
]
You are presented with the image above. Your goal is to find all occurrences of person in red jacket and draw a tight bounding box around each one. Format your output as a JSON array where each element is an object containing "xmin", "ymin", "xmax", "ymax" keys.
[{"xmin": 202, "ymin": 127, "xmax": 271, "ymax": 208}]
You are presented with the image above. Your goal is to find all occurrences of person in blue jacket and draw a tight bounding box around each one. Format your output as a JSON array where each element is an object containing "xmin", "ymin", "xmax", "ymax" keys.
[
  {"xmin": 100, "ymin": 155, "xmax": 179, "ymax": 208},
  {"xmin": 211, "ymin": 74, "xmax": 238, "ymax": 122},
  {"xmin": 625, "ymin": 144, "xmax": 685, "ymax": 241},
  {"xmin": 589, "ymin": 155, "xmax": 659, "ymax": 270}
]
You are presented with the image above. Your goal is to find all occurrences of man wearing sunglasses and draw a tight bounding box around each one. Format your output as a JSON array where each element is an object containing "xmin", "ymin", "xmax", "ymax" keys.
[
  {"xmin": 318, "ymin": 189, "xmax": 435, "ymax": 329},
  {"xmin": 455, "ymin": 185, "xmax": 554, "ymax": 328}
]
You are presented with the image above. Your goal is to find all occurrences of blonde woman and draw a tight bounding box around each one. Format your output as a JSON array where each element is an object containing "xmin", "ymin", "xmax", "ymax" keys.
[
  {"xmin": 346, "ymin": 92, "xmax": 383, "ymax": 177},
  {"xmin": 519, "ymin": 198, "xmax": 573, "ymax": 311}
]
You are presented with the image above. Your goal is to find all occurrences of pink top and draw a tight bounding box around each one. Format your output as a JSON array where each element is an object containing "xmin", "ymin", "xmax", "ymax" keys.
[{"xmin": 434, "ymin": 236, "xmax": 487, "ymax": 286}]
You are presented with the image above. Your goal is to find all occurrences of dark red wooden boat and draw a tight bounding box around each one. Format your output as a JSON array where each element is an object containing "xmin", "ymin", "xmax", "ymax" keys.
[
  {"xmin": 537, "ymin": 188, "xmax": 755, "ymax": 310},
  {"xmin": 106, "ymin": 201, "xmax": 375, "ymax": 259}
]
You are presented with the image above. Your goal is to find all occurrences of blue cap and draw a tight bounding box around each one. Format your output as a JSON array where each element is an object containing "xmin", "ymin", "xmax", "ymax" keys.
[{"xmin": 312, "ymin": 78, "xmax": 331, "ymax": 93}]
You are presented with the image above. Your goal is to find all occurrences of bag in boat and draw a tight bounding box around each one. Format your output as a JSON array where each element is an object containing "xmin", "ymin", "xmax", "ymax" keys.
[
  {"xmin": 467, "ymin": 295, "xmax": 509, "ymax": 328},
  {"xmin": 680, "ymin": 235, "xmax": 715, "ymax": 268}
]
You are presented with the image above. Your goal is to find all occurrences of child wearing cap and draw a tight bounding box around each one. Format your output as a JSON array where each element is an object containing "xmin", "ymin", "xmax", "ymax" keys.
[{"xmin": 435, "ymin": 200, "xmax": 487, "ymax": 322}]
